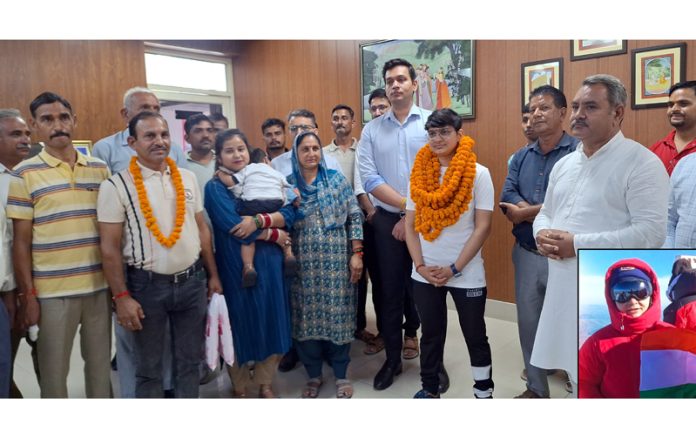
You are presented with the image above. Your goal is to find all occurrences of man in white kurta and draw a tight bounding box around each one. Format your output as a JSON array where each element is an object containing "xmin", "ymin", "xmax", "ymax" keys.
[{"xmin": 532, "ymin": 75, "xmax": 669, "ymax": 389}]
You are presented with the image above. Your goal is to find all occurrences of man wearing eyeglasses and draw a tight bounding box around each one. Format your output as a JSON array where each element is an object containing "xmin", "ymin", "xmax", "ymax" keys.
[
  {"xmin": 532, "ymin": 74, "xmax": 669, "ymax": 396},
  {"xmin": 358, "ymin": 58, "xmax": 430, "ymax": 391},
  {"xmin": 500, "ymin": 86, "xmax": 578, "ymax": 398},
  {"xmin": 368, "ymin": 88, "xmax": 391, "ymax": 119}
]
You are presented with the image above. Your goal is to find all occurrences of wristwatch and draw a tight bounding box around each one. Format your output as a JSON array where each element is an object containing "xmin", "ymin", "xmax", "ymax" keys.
[{"xmin": 450, "ymin": 263, "xmax": 462, "ymax": 278}]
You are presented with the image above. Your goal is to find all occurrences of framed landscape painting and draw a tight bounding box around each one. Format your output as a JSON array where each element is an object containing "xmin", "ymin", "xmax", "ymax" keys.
[
  {"xmin": 570, "ymin": 40, "xmax": 627, "ymax": 61},
  {"xmin": 359, "ymin": 40, "xmax": 475, "ymax": 124},
  {"xmin": 631, "ymin": 43, "xmax": 686, "ymax": 109},
  {"xmin": 521, "ymin": 58, "xmax": 563, "ymax": 109}
]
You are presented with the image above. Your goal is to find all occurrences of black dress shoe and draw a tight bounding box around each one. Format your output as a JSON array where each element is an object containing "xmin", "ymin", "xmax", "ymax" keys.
[
  {"xmin": 438, "ymin": 365, "xmax": 450, "ymax": 394},
  {"xmin": 278, "ymin": 348, "xmax": 299, "ymax": 373},
  {"xmin": 373, "ymin": 360, "xmax": 402, "ymax": 390}
]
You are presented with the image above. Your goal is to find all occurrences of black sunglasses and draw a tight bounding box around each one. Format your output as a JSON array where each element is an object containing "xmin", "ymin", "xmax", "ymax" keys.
[{"xmin": 610, "ymin": 280, "xmax": 651, "ymax": 303}]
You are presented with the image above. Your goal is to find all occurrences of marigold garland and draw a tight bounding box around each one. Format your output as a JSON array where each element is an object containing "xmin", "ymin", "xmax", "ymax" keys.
[
  {"xmin": 129, "ymin": 156, "xmax": 186, "ymax": 248},
  {"xmin": 410, "ymin": 135, "xmax": 477, "ymax": 241}
]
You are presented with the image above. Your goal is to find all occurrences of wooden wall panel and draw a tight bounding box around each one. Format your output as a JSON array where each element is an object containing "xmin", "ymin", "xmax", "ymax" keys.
[
  {"xmin": 232, "ymin": 39, "xmax": 696, "ymax": 304},
  {"xmin": 0, "ymin": 40, "xmax": 146, "ymax": 143}
]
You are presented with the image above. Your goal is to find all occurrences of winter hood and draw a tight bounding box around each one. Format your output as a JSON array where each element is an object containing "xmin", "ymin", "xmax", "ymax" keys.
[{"xmin": 604, "ymin": 258, "xmax": 662, "ymax": 334}]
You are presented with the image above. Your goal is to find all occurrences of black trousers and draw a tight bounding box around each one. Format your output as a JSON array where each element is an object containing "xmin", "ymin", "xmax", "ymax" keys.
[
  {"xmin": 372, "ymin": 208, "xmax": 420, "ymax": 363},
  {"xmin": 357, "ymin": 218, "xmax": 380, "ymax": 333},
  {"xmin": 412, "ymin": 280, "xmax": 493, "ymax": 395}
]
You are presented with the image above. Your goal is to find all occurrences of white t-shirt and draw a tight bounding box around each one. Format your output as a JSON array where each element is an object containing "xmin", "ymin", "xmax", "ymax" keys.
[
  {"xmin": 231, "ymin": 163, "xmax": 291, "ymax": 202},
  {"xmin": 407, "ymin": 163, "xmax": 494, "ymax": 289}
]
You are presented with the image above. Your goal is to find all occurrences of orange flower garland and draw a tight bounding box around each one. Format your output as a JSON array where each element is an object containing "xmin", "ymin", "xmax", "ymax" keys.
[
  {"xmin": 410, "ymin": 135, "xmax": 477, "ymax": 241},
  {"xmin": 129, "ymin": 156, "xmax": 186, "ymax": 248}
]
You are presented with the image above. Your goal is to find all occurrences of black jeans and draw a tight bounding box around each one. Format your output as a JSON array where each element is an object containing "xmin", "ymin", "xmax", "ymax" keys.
[
  {"xmin": 372, "ymin": 208, "xmax": 420, "ymax": 363},
  {"xmin": 412, "ymin": 280, "xmax": 493, "ymax": 395},
  {"xmin": 127, "ymin": 266, "xmax": 207, "ymax": 398}
]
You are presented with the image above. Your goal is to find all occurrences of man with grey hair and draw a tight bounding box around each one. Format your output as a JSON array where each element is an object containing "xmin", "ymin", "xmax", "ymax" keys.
[
  {"xmin": 93, "ymin": 86, "xmax": 187, "ymax": 172},
  {"xmin": 531, "ymin": 74, "xmax": 669, "ymax": 395},
  {"xmin": 0, "ymin": 109, "xmax": 32, "ymax": 397}
]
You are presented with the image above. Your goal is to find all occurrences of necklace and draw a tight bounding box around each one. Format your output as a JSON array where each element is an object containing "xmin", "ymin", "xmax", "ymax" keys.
[
  {"xmin": 129, "ymin": 156, "xmax": 186, "ymax": 248},
  {"xmin": 409, "ymin": 135, "xmax": 477, "ymax": 241}
]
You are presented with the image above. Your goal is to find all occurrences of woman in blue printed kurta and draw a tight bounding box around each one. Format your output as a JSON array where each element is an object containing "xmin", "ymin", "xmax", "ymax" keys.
[{"xmin": 288, "ymin": 132, "xmax": 363, "ymax": 398}]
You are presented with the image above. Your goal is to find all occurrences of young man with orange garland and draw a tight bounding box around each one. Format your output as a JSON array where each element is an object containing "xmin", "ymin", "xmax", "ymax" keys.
[
  {"xmin": 500, "ymin": 85, "xmax": 578, "ymax": 398},
  {"xmin": 97, "ymin": 111, "xmax": 222, "ymax": 398},
  {"xmin": 358, "ymin": 58, "xmax": 426, "ymax": 391},
  {"xmin": 404, "ymin": 108, "xmax": 495, "ymax": 398}
]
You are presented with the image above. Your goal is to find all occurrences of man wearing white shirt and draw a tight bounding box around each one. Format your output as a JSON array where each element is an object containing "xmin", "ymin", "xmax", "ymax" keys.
[{"xmin": 532, "ymin": 74, "xmax": 669, "ymax": 394}]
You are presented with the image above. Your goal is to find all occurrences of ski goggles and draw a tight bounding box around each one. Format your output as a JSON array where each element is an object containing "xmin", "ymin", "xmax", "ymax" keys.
[{"xmin": 610, "ymin": 279, "xmax": 652, "ymax": 303}]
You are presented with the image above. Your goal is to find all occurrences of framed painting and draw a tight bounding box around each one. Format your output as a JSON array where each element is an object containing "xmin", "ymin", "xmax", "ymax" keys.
[
  {"xmin": 631, "ymin": 43, "xmax": 687, "ymax": 109},
  {"xmin": 359, "ymin": 40, "xmax": 475, "ymax": 124},
  {"xmin": 521, "ymin": 58, "xmax": 563, "ymax": 109},
  {"xmin": 73, "ymin": 140, "xmax": 93, "ymax": 156},
  {"xmin": 570, "ymin": 40, "xmax": 627, "ymax": 61}
]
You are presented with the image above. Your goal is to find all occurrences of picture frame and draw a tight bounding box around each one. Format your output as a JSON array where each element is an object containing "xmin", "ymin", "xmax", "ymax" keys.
[
  {"xmin": 631, "ymin": 43, "xmax": 687, "ymax": 110},
  {"xmin": 521, "ymin": 58, "xmax": 563, "ymax": 109},
  {"xmin": 73, "ymin": 140, "xmax": 93, "ymax": 156},
  {"xmin": 570, "ymin": 40, "xmax": 627, "ymax": 61},
  {"xmin": 359, "ymin": 39, "xmax": 475, "ymax": 124}
]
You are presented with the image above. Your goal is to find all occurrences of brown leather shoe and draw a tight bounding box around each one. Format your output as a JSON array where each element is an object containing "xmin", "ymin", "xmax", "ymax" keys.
[{"xmin": 514, "ymin": 389, "xmax": 548, "ymax": 398}]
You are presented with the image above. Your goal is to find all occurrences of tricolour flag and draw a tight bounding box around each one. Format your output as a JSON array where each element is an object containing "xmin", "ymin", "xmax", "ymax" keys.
[{"xmin": 640, "ymin": 328, "xmax": 696, "ymax": 398}]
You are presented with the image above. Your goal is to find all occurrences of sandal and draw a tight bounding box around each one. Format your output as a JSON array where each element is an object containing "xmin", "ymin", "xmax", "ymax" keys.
[
  {"xmin": 258, "ymin": 384, "xmax": 276, "ymax": 398},
  {"xmin": 364, "ymin": 334, "xmax": 385, "ymax": 355},
  {"xmin": 355, "ymin": 329, "xmax": 376, "ymax": 343},
  {"xmin": 232, "ymin": 390, "xmax": 248, "ymax": 398},
  {"xmin": 242, "ymin": 265, "xmax": 257, "ymax": 288},
  {"xmin": 301, "ymin": 377, "xmax": 323, "ymax": 398},
  {"xmin": 402, "ymin": 335, "xmax": 420, "ymax": 360},
  {"xmin": 284, "ymin": 255, "xmax": 298, "ymax": 277},
  {"xmin": 336, "ymin": 379, "xmax": 353, "ymax": 399}
]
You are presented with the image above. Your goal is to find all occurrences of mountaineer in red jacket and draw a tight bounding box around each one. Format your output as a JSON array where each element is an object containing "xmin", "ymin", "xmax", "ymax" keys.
[{"xmin": 579, "ymin": 258, "xmax": 673, "ymax": 398}]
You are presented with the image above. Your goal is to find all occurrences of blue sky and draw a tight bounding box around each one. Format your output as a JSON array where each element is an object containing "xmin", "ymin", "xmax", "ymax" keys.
[{"xmin": 578, "ymin": 249, "xmax": 696, "ymax": 308}]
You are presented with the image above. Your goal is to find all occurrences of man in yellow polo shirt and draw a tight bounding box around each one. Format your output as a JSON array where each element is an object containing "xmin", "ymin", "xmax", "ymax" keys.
[{"xmin": 8, "ymin": 92, "xmax": 112, "ymax": 398}]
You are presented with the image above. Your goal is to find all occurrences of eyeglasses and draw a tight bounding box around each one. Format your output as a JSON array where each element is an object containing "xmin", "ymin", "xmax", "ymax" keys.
[
  {"xmin": 427, "ymin": 128, "xmax": 455, "ymax": 140},
  {"xmin": 289, "ymin": 124, "xmax": 315, "ymax": 132},
  {"xmin": 370, "ymin": 104, "xmax": 389, "ymax": 112},
  {"xmin": 610, "ymin": 280, "xmax": 652, "ymax": 303}
]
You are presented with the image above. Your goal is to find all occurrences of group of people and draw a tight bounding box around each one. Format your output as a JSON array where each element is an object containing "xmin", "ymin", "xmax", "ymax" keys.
[{"xmin": 1, "ymin": 55, "xmax": 695, "ymax": 399}]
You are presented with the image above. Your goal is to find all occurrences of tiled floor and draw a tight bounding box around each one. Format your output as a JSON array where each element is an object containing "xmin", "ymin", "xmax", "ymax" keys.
[{"xmin": 11, "ymin": 296, "xmax": 573, "ymax": 399}]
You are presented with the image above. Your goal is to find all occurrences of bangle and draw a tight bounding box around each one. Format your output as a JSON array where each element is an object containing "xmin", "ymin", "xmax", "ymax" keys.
[
  {"xmin": 112, "ymin": 291, "xmax": 130, "ymax": 301},
  {"xmin": 352, "ymin": 247, "xmax": 364, "ymax": 254},
  {"xmin": 265, "ymin": 228, "xmax": 280, "ymax": 242},
  {"xmin": 400, "ymin": 197, "xmax": 407, "ymax": 211},
  {"xmin": 253, "ymin": 215, "xmax": 262, "ymax": 229},
  {"xmin": 262, "ymin": 213, "xmax": 272, "ymax": 228}
]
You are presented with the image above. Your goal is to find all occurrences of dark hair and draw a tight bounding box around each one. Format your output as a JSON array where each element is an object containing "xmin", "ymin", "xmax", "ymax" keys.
[
  {"xmin": 287, "ymin": 109, "xmax": 317, "ymax": 128},
  {"xmin": 424, "ymin": 108, "xmax": 463, "ymax": 131},
  {"xmin": 669, "ymin": 80, "xmax": 696, "ymax": 97},
  {"xmin": 529, "ymin": 85, "xmax": 567, "ymax": 109},
  {"xmin": 128, "ymin": 111, "xmax": 166, "ymax": 138},
  {"xmin": 214, "ymin": 128, "xmax": 251, "ymax": 170},
  {"xmin": 261, "ymin": 118, "xmax": 285, "ymax": 133},
  {"xmin": 522, "ymin": 103, "xmax": 531, "ymax": 114},
  {"xmin": 382, "ymin": 58, "xmax": 416, "ymax": 82},
  {"xmin": 184, "ymin": 113, "xmax": 212, "ymax": 135},
  {"xmin": 209, "ymin": 113, "xmax": 229, "ymax": 126},
  {"xmin": 331, "ymin": 104, "xmax": 354, "ymax": 119},
  {"xmin": 249, "ymin": 147, "xmax": 268, "ymax": 164},
  {"xmin": 368, "ymin": 88, "xmax": 388, "ymax": 105},
  {"xmin": 295, "ymin": 131, "xmax": 322, "ymax": 149},
  {"xmin": 29, "ymin": 92, "xmax": 73, "ymax": 118}
]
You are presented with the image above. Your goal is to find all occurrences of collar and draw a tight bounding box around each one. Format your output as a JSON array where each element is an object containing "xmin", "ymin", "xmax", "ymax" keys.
[
  {"xmin": 39, "ymin": 148, "xmax": 88, "ymax": 168},
  {"xmin": 384, "ymin": 104, "xmax": 425, "ymax": 126},
  {"xmin": 0, "ymin": 162, "xmax": 9, "ymax": 174},
  {"xmin": 134, "ymin": 159, "xmax": 172, "ymax": 178},
  {"xmin": 578, "ymin": 131, "xmax": 624, "ymax": 160},
  {"xmin": 530, "ymin": 131, "xmax": 575, "ymax": 154},
  {"xmin": 326, "ymin": 138, "xmax": 358, "ymax": 151},
  {"xmin": 119, "ymin": 128, "xmax": 130, "ymax": 147},
  {"xmin": 186, "ymin": 150, "xmax": 215, "ymax": 163}
]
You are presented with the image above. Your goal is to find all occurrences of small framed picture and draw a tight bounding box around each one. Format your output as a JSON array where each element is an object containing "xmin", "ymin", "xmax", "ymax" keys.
[
  {"xmin": 570, "ymin": 40, "xmax": 627, "ymax": 61},
  {"xmin": 73, "ymin": 140, "xmax": 93, "ymax": 156},
  {"xmin": 521, "ymin": 58, "xmax": 563, "ymax": 109},
  {"xmin": 631, "ymin": 43, "xmax": 687, "ymax": 110}
]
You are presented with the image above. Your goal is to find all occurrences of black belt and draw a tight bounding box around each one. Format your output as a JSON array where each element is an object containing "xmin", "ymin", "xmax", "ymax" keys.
[
  {"xmin": 127, "ymin": 259, "xmax": 204, "ymax": 284},
  {"xmin": 518, "ymin": 242, "xmax": 541, "ymax": 255}
]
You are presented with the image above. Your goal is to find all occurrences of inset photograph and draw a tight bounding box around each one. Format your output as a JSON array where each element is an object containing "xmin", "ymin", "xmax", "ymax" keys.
[{"xmin": 578, "ymin": 249, "xmax": 696, "ymax": 398}]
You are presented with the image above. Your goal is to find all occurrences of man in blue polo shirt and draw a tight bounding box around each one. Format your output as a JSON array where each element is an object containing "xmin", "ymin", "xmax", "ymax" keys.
[{"xmin": 500, "ymin": 85, "xmax": 578, "ymax": 398}]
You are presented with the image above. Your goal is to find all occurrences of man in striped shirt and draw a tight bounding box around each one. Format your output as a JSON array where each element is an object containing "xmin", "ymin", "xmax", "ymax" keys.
[{"xmin": 7, "ymin": 92, "xmax": 112, "ymax": 398}]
